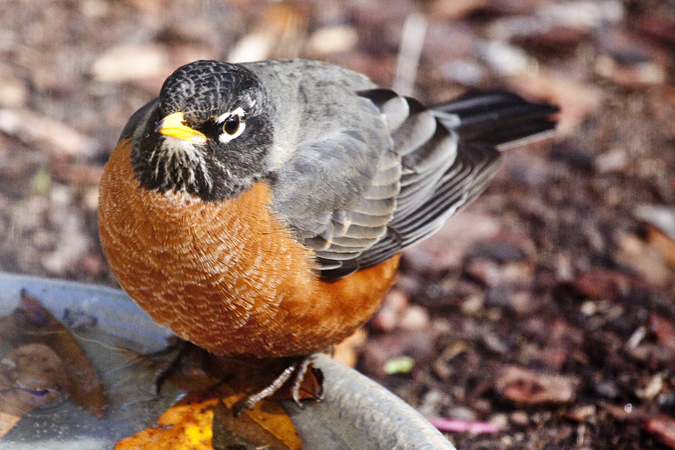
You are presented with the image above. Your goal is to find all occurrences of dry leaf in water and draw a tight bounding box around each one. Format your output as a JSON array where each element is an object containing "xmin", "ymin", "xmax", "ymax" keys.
[
  {"xmin": 0, "ymin": 344, "xmax": 68, "ymax": 437},
  {"xmin": 0, "ymin": 290, "xmax": 106, "ymax": 418},
  {"xmin": 115, "ymin": 393, "xmax": 217, "ymax": 450},
  {"xmin": 116, "ymin": 388, "xmax": 303, "ymax": 450},
  {"xmin": 214, "ymin": 384, "xmax": 302, "ymax": 450}
]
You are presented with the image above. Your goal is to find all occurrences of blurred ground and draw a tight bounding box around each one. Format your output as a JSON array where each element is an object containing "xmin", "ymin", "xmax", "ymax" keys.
[{"xmin": 2, "ymin": 0, "xmax": 675, "ymax": 449}]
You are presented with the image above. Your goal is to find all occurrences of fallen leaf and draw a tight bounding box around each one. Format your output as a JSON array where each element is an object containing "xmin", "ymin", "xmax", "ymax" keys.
[
  {"xmin": 215, "ymin": 384, "xmax": 302, "ymax": 450},
  {"xmin": 0, "ymin": 108, "xmax": 100, "ymax": 158},
  {"xmin": 573, "ymin": 268, "xmax": 634, "ymax": 301},
  {"xmin": 650, "ymin": 314, "xmax": 675, "ymax": 352},
  {"xmin": 0, "ymin": 412, "xmax": 20, "ymax": 439},
  {"xmin": 118, "ymin": 349, "xmax": 314, "ymax": 448},
  {"xmin": 594, "ymin": 147, "xmax": 628, "ymax": 174},
  {"xmin": 595, "ymin": 56, "xmax": 667, "ymax": 88},
  {"xmin": 398, "ymin": 305, "xmax": 431, "ymax": 331},
  {"xmin": 91, "ymin": 44, "xmax": 171, "ymax": 83},
  {"xmin": 635, "ymin": 373, "xmax": 664, "ymax": 400},
  {"xmin": 465, "ymin": 258, "xmax": 534, "ymax": 288},
  {"xmin": 615, "ymin": 232, "xmax": 672, "ymax": 287},
  {"xmin": 0, "ymin": 290, "xmax": 106, "ymax": 418},
  {"xmin": 646, "ymin": 414, "xmax": 675, "ymax": 449},
  {"xmin": 115, "ymin": 393, "xmax": 217, "ymax": 450},
  {"xmin": 306, "ymin": 26, "xmax": 359, "ymax": 56},
  {"xmin": 495, "ymin": 366, "xmax": 577, "ymax": 405},
  {"xmin": 0, "ymin": 344, "xmax": 68, "ymax": 437},
  {"xmin": 227, "ymin": 3, "xmax": 308, "ymax": 63},
  {"xmin": 594, "ymin": 28, "xmax": 670, "ymax": 88},
  {"xmin": 646, "ymin": 225, "xmax": 675, "ymax": 268},
  {"xmin": 566, "ymin": 404, "xmax": 596, "ymax": 423},
  {"xmin": 117, "ymin": 386, "xmax": 303, "ymax": 450},
  {"xmin": 269, "ymin": 363, "xmax": 324, "ymax": 406}
]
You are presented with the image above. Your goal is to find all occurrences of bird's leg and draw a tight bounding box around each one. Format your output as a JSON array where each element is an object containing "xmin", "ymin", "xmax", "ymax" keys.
[
  {"xmin": 235, "ymin": 364, "xmax": 296, "ymax": 415},
  {"xmin": 233, "ymin": 355, "xmax": 317, "ymax": 416}
]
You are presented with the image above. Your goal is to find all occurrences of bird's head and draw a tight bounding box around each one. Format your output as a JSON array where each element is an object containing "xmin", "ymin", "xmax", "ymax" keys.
[{"xmin": 132, "ymin": 60, "xmax": 274, "ymax": 201}]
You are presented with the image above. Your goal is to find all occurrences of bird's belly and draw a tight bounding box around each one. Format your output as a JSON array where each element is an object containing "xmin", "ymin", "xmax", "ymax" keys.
[{"xmin": 98, "ymin": 140, "xmax": 399, "ymax": 357}]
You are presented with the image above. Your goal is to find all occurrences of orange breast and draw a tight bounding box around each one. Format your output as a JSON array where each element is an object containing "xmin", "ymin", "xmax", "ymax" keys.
[{"xmin": 98, "ymin": 139, "xmax": 400, "ymax": 357}]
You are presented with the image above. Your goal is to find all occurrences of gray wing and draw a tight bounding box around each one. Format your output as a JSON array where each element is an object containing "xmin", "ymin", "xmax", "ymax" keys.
[
  {"xmin": 264, "ymin": 73, "xmax": 490, "ymax": 277},
  {"xmin": 319, "ymin": 89, "xmax": 501, "ymax": 277},
  {"xmin": 258, "ymin": 61, "xmax": 557, "ymax": 278}
]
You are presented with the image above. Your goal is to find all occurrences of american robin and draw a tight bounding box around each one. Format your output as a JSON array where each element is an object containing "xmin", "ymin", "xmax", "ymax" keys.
[{"xmin": 98, "ymin": 59, "xmax": 557, "ymax": 409}]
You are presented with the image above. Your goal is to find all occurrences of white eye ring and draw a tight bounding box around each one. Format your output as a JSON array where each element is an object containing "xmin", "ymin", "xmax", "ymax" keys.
[{"xmin": 216, "ymin": 107, "xmax": 246, "ymax": 144}]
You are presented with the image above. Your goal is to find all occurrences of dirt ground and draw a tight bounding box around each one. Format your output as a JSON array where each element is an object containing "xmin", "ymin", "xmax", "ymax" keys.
[{"xmin": 2, "ymin": 0, "xmax": 675, "ymax": 449}]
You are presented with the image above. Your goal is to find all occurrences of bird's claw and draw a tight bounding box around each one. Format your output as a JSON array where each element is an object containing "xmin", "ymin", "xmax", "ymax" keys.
[{"xmin": 233, "ymin": 355, "xmax": 314, "ymax": 416}]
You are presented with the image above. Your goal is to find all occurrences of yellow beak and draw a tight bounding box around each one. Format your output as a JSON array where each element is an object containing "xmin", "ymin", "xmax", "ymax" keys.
[{"xmin": 155, "ymin": 112, "xmax": 206, "ymax": 143}]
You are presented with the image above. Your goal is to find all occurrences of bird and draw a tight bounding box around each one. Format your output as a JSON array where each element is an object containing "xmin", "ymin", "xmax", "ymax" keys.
[{"xmin": 98, "ymin": 59, "xmax": 557, "ymax": 410}]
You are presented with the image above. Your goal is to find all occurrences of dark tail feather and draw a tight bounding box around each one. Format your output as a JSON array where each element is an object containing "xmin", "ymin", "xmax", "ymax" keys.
[{"xmin": 431, "ymin": 90, "xmax": 559, "ymax": 148}]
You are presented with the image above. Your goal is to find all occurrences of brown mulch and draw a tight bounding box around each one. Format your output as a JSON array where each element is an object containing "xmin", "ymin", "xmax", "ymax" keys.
[{"xmin": 2, "ymin": 1, "xmax": 675, "ymax": 449}]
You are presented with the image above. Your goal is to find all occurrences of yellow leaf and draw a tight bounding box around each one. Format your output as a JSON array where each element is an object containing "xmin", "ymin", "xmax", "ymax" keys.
[
  {"xmin": 216, "ymin": 385, "xmax": 303, "ymax": 450},
  {"xmin": 115, "ymin": 396, "xmax": 216, "ymax": 450}
]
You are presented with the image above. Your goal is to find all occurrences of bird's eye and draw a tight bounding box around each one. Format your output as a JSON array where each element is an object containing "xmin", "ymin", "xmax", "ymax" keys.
[
  {"xmin": 216, "ymin": 109, "xmax": 246, "ymax": 144},
  {"xmin": 223, "ymin": 115, "xmax": 241, "ymax": 135}
]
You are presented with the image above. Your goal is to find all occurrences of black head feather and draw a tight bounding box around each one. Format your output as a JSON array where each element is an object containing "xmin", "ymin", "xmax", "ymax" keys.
[{"xmin": 131, "ymin": 60, "xmax": 274, "ymax": 201}]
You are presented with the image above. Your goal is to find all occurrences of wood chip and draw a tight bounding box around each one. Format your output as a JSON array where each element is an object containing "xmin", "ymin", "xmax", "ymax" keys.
[
  {"xmin": 646, "ymin": 414, "xmax": 675, "ymax": 449},
  {"xmin": 495, "ymin": 366, "xmax": 577, "ymax": 405},
  {"xmin": 91, "ymin": 44, "xmax": 171, "ymax": 83},
  {"xmin": 0, "ymin": 108, "xmax": 100, "ymax": 158}
]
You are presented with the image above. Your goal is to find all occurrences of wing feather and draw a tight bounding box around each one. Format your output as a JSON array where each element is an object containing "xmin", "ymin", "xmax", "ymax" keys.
[{"xmin": 264, "ymin": 73, "xmax": 557, "ymax": 278}]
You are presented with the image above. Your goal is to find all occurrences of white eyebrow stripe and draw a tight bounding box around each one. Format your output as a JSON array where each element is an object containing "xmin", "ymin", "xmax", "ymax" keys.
[{"xmin": 215, "ymin": 107, "xmax": 246, "ymax": 124}]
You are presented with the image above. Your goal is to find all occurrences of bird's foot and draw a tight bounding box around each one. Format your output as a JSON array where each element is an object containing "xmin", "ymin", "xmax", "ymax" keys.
[{"xmin": 233, "ymin": 355, "xmax": 321, "ymax": 416}]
